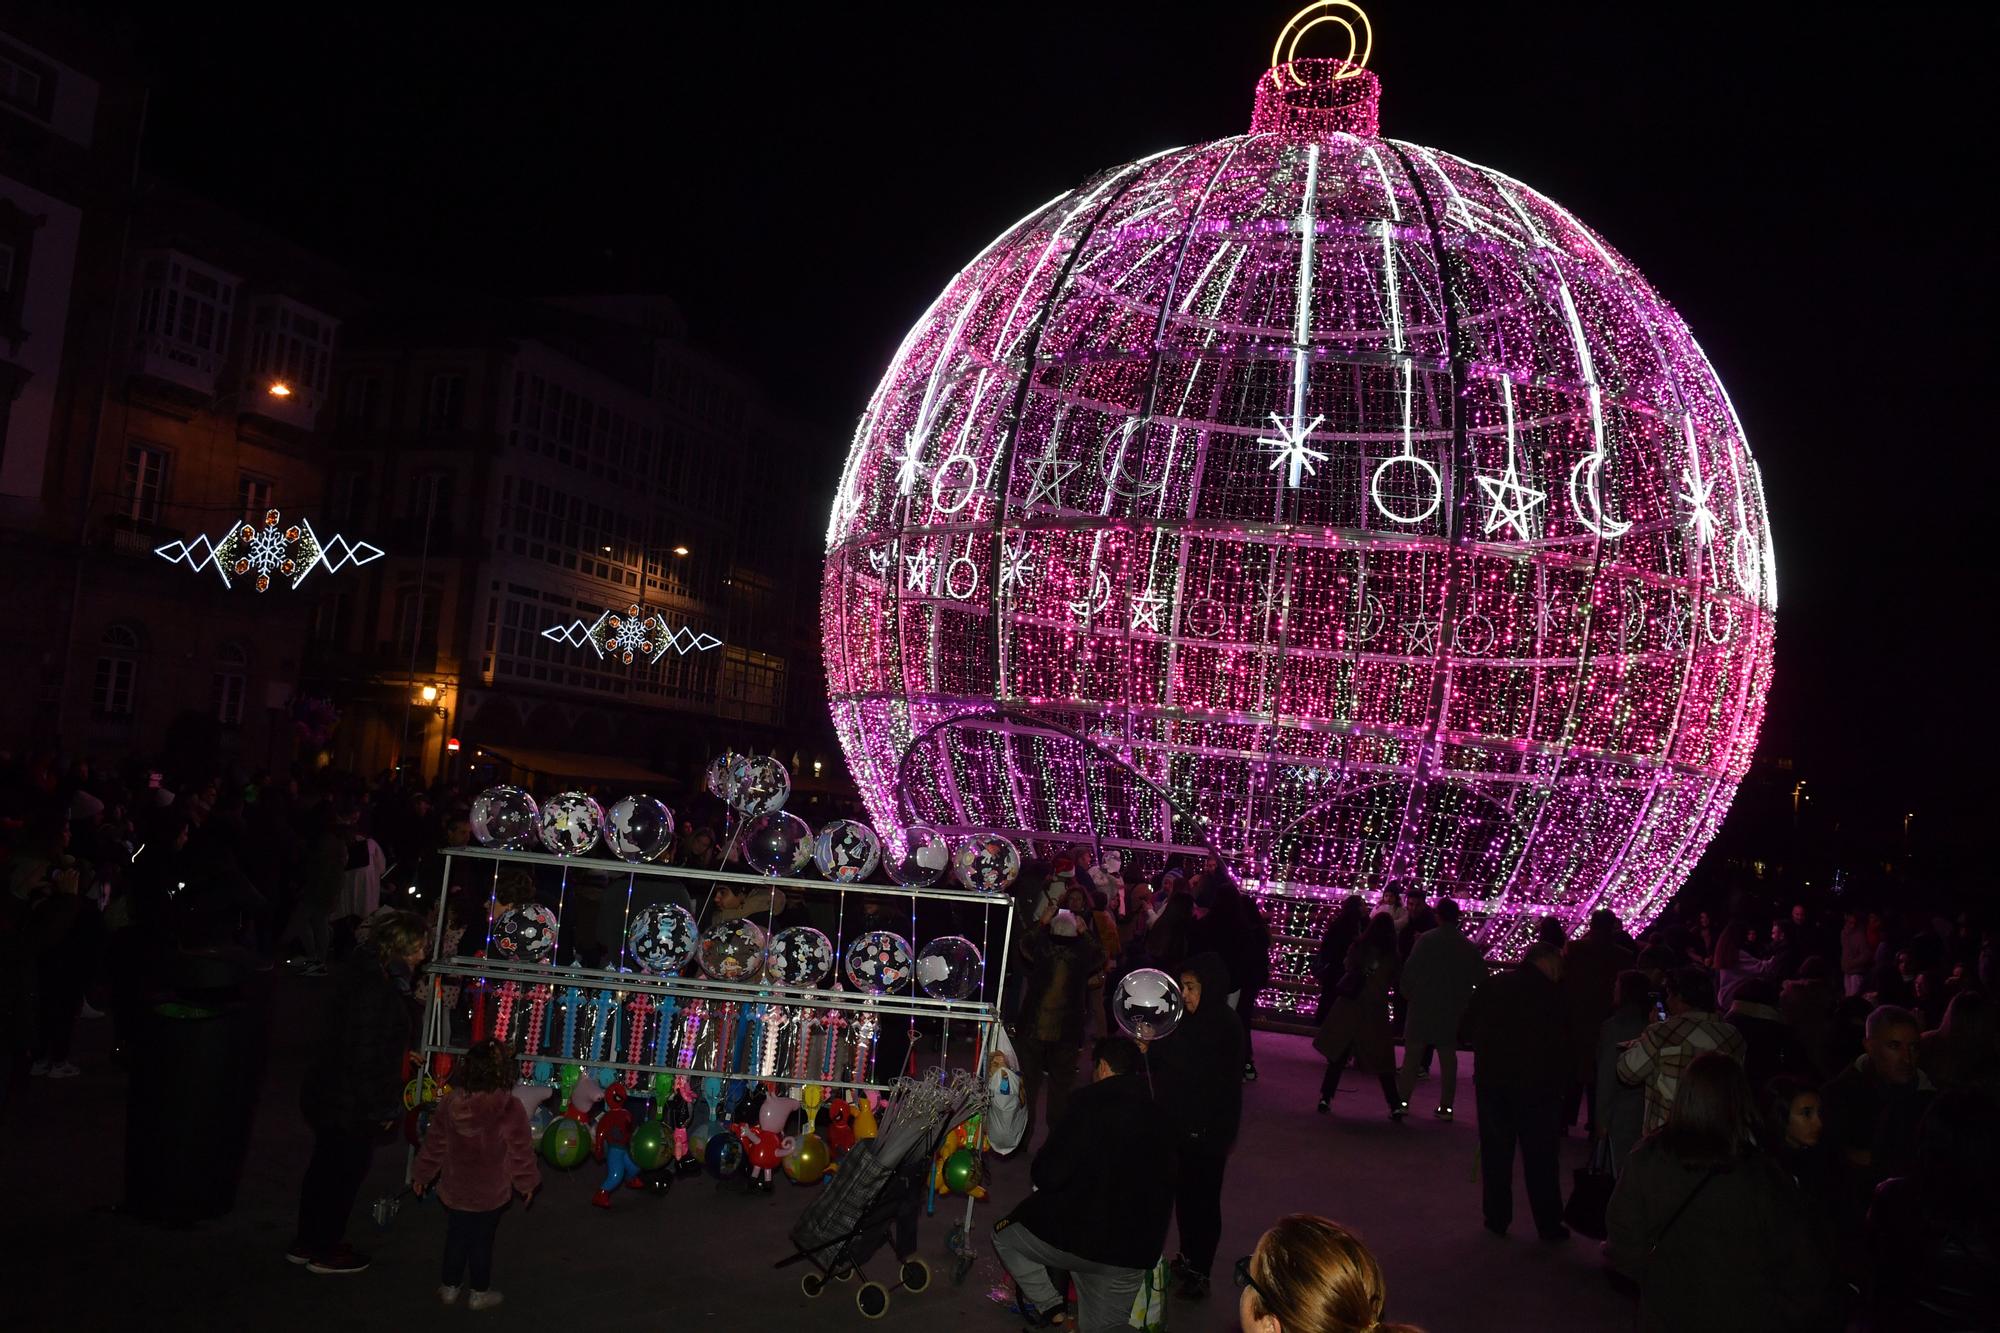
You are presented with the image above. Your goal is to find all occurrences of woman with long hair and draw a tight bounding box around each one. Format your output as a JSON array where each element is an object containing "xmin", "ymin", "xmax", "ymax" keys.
[
  {"xmin": 1763, "ymin": 1075, "xmax": 1840, "ymax": 1215},
  {"xmin": 1607, "ymin": 1053, "xmax": 1836, "ymax": 1331},
  {"xmin": 1312, "ymin": 912, "xmax": 1403, "ymax": 1118},
  {"xmin": 1233, "ymin": 1214, "xmax": 1422, "ymax": 1333}
]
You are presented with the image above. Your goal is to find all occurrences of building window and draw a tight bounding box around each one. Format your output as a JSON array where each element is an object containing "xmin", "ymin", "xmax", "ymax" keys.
[
  {"xmin": 248, "ymin": 296, "xmax": 338, "ymax": 397},
  {"xmin": 330, "ymin": 470, "xmax": 367, "ymax": 525},
  {"xmin": 93, "ymin": 624, "xmax": 139, "ymax": 716},
  {"xmin": 132, "ymin": 251, "xmax": 237, "ymax": 373},
  {"xmin": 410, "ymin": 469, "xmax": 454, "ymax": 527},
  {"xmin": 213, "ymin": 641, "xmax": 247, "ymax": 725},
  {"xmin": 426, "ymin": 373, "xmax": 465, "ymax": 433},
  {"xmin": 122, "ymin": 444, "xmax": 168, "ymax": 522},
  {"xmin": 312, "ymin": 592, "xmax": 348, "ymax": 644},
  {"xmin": 238, "ymin": 475, "xmax": 273, "ymax": 519},
  {"xmin": 340, "ymin": 374, "xmax": 380, "ymax": 427},
  {"xmin": 0, "ymin": 42, "xmax": 54, "ymax": 120}
]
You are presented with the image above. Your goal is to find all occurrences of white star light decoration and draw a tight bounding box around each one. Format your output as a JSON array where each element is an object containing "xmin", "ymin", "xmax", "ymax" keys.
[
  {"xmin": 540, "ymin": 604, "xmax": 720, "ymax": 665},
  {"xmin": 1129, "ymin": 586, "xmax": 1168, "ymax": 632},
  {"xmin": 1260, "ymin": 411, "xmax": 1328, "ymax": 488},
  {"xmin": 893, "ymin": 433, "xmax": 926, "ymax": 497},
  {"xmin": 154, "ymin": 509, "xmax": 383, "ymax": 592},
  {"xmin": 1022, "ymin": 434, "xmax": 1079, "ymax": 510},
  {"xmin": 1476, "ymin": 379, "xmax": 1545, "ymax": 541},
  {"xmin": 1679, "ymin": 467, "xmax": 1720, "ymax": 546},
  {"xmin": 902, "ymin": 546, "xmax": 938, "ymax": 593}
]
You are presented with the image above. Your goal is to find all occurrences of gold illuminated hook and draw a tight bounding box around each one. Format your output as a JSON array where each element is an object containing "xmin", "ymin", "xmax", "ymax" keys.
[{"xmin": 1270, "ymin": 0, "xmax": 1374, "ymax": 86}]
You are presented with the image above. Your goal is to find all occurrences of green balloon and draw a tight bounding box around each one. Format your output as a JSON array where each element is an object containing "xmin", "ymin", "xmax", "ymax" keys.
[
  {"xmin": 541, "ymin": 1116, "xmax": 589, "ymax": 1169},
  {"xmin": 630, "ymin": 1120, "xmax": 671, "ymax": 1172},
  {"xmin": 942, "ymin": 1147, "xmax": 980, "ymax": 1194}
]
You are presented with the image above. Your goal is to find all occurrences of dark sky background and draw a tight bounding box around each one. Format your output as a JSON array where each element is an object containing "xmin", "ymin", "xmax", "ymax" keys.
[{"xmin": 111, "ymin": 2, "xmax": 1989, "ymax": 853}]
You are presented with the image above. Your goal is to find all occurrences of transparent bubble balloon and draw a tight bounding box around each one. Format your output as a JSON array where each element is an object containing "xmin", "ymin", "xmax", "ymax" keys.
[
  {"xmin": 842, "ymin": 930, "xmax": 914, "ymax": 995},
  {"xmin": 812, "ymin": 820, "xmax": 881, "ymax": 883},
  {"xmin": 741, "ymin": 811, "xmax": 812, "ymax": 877},
  {"xmin": 698, "ymin": 920, "xmax": 768, "ymax": 981},
  {"xmin": 605, "ymin": 794, "xmax": 675, "ymax": 863},
  {"xmin": 627, "ymin": 902, "xmax": 697, "ymax": 973},
  {"xmin": 885, "ymin": 825, "xmax": 951, "ymax": 888},
  {"xmin": 493, "ymin": 903, "xmax": 560, "ymax": 964},
  {"xmin": 950, "ymin": 834, "xmax": 1021, "ymax": 894},
  {"xmin": 723, "ymin": 754, "xmax": 790, "ymax": 816},
  {"xmin": 764, "ymin": 926, "xmax": 835, "ymax": 988},
  {"xmin": 915, "ymin": 935, "xmax": 984, "ymax": 1000},
  {"xmin": 470, "ymin": 786, "xmax": 540, "ymax": 850},
  {"xmin": 704, "ymin": 753, "xmax": 742, "ymax": 802},
  {"xmin": 537, "ymin": 791, "xmax": 603, "ymax": 856},
  {"xmin": 1112, "ymin": 968, "xmax": 1185, "ymax": 1041}
]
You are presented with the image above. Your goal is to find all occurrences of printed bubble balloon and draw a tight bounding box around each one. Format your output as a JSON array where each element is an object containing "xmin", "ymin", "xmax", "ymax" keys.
[
  {"xmin": 606, "ymin": 794, "xmax": 675, "ymax": 863},
  {"xmin": 628, "ymin": 902, "xmax": 698, "ymax": 974},
  {"xmin": 1112, "ymin": 968, "xmax": 1185, "ymax": 1041},
  {"xmin": 742, "ymin": 811, "xmax": 813, "ymax": 877},
  {"xmin": 843, "ymin": 930, "xmax": 915, "ymax": 994},
  {"xmin": 765, "ymin": 926, "xmax": 835, "ymax": 988},
  {"xmin": 813, "ymin": 820, "xmax": 882, "ymax": 882},
  {"xmin": 698, "ymin": 920, "xmax": 769, "ymax": 981},
  {"xmin": 950, "ymin": 835, "xmax": 1021, "ymax": 894},
  {"xmin": 537, "ymin": 791, "xmax": 603, "ymax": 857},
  {"xmin": 915, "ymin": 935, "xmax": 984, "ymax": 1000},
  {"xmin": 723, "ymin": 754, "xmax": 790, "ymax": 816},
  {"xmin": 470, "ymin": 786, "xmax": 539, "ymax": 850},
  {"xmin": 885, "ymin": 825, "xmax": 951, "ymax": 888},
  {"xmin": 818, "ymin": 13, "xmax": 1775, "ymax": 964},
  {"xmin": 492, "ymin": 902, "xmax": 560, "ymax": 964},
  {"xmin": 541, "ymin": 1116, "xmax": 589, "ymax": 1169}
]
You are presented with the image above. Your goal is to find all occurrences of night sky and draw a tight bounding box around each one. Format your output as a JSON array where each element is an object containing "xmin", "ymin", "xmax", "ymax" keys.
[{"xmin": 115, "ymin": 3, "xmax": 1988, "ymax": 852}]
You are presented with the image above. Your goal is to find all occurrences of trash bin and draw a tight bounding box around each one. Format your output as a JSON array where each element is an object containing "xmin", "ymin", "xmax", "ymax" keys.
[{"xmin": 123, "ymin": 952, "xmax": 270, "ymax": 1223}]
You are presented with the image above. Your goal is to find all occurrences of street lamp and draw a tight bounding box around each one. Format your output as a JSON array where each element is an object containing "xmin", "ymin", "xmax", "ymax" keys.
[
  {"xmin": 672, "ymin": 545, "xmax": 690, "ymax": 557},
  {"xmin": 420, "ymin": 683, "xmax": 439, "ymax": 704}
]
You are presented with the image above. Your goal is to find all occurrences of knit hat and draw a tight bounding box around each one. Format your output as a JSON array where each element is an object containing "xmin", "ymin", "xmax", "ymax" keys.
[{"xmin": 1050, "ymin": 910, "xmax": 1080, "ymax": 938}]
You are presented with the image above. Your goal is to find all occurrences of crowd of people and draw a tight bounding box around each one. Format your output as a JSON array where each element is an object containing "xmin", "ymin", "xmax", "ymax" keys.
[
  {"xmin": 1290, "ymin": 884, "xmax": 1998, "ymax": 1331},
  {"xmin": 6, "ymin": 748, "xmax": 1996, "ymax": 1329}
]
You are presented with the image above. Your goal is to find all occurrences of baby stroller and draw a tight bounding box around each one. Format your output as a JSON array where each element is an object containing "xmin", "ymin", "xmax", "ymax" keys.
[{"xmin": 778, "ymin": 1070, "xmax": 986, "ymax": 1318}]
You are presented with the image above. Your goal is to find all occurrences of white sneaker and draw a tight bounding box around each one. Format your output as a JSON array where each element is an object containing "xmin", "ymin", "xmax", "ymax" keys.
[
  {"xmin": 46, "ymin": 1062, "xmax": 81, "ymax": 1079},
  {"xmin": 29, "ymin": 1061, "xmax": 49, "ymax": 1077},
  {"xmin": 467, "ymin": 1290, "xmax": 503, "ymax": 1311},
  {"xmin": 438, "ymin": 1285, "xmax": 461, "ymax": 1305}
]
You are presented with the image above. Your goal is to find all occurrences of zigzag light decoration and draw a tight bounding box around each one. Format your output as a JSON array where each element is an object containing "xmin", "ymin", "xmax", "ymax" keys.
[
  {"xmin": 541, "ymin": 603, "xmax": 722, "ymax": 666},
  {"xmin": 154, "ymin": 509, "xmax": 384, "ymax": 592}
]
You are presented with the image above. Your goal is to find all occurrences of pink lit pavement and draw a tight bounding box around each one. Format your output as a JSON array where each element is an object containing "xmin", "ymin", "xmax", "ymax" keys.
[{"xmin": 4, "ymin": 980, "xmax": 1633, "ymax": 1331}]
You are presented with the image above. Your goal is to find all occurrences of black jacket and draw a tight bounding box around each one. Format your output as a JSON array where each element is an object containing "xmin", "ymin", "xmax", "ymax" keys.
[
  {"xmin": 1147, "ymin": 952, "xmax": 1245, "ymax": 1148},
  {"xmin": 1006, "ymin": 1072, "xmax": 1179, "ymax": 1269},
  {"xmin": 1470, "ymin": 960, "xmax": 1570, "ymax": 1092},
  {"xmin": 1607, "ymin": 1140, "xmax": 1838, "ymax": 1333},
  {"xmin": 300, "ymin": 942, "xmax": 417, "ymax": 1131}
]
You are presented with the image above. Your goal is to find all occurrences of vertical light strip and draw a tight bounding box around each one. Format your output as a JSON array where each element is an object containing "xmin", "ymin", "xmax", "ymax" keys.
[
  {"xmin": 1290, "ymin": 144, "xmax": 1322, "ymax": 443},
  {"xmin": 1380, "ymin": 222, "xmax": 1403, "ymax": 353},
  {"xmin": 1365, "ymin": 145, "xmax": 1401, "ymax": 223}
]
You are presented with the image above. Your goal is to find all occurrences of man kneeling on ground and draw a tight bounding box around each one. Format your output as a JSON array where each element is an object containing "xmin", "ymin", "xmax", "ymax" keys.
[{"xmin": 993, "ymin": 1035, "xmax": 1178, "ymax": 1330}]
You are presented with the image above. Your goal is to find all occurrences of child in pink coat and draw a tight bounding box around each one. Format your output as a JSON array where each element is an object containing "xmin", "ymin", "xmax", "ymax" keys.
[{"xmin": 412, "ymin": 1040, "xmax": 540, "ymax": 1310}]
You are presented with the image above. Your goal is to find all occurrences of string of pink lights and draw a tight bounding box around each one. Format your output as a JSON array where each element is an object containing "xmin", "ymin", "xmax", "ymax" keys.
[{"xmin": 820, "ymin": 18, "xmax": 1774, "ymax": 969}]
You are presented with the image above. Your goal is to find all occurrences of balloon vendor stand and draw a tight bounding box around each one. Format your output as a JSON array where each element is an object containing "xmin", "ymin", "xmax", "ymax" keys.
[{"xmin": 412, "ymin": 843, "xmax": 1016, "ymax": 1278}]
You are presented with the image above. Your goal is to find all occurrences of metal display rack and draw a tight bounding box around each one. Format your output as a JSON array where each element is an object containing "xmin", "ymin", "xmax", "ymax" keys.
[{"xmin": 413, "ymin": 844, "xmax": 1017, "ymax": 1258}]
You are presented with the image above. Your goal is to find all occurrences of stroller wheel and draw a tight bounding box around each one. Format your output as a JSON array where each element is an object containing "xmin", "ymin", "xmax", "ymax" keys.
[
  {"xmin": 900, "ymin": 1258, "xmax": 931, "ymax": 1293},
  {"xmin": 833, "ymin": 1264, "xmax": 857, "ymax": 1282},
  {"xmin": 800, "ymin": 1274, "xmax": 825, "ymax": 1298},
  {"xmin": 856, "ymin": 1281, "xmax": 890, "ymax": 1318}
]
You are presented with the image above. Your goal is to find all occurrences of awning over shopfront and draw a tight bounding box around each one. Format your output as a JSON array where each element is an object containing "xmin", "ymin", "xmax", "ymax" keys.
[{"xmin": 474, "ymin": 746, "xmax": 674, "ymax": 787}]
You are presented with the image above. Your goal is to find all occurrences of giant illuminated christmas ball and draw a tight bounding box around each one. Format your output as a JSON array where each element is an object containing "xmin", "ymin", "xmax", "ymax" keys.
[{"xmin": 821, "ymin": 7, "xmax": 1775, "ymax": 955}]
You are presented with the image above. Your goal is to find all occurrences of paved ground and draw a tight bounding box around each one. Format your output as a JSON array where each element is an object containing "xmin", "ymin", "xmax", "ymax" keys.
[{"xmin": 2, "ymin": 979, "xmax": 1638, "ymax": 1332}]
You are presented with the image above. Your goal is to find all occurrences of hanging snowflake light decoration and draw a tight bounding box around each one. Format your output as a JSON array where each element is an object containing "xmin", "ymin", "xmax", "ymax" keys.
[
  {"xmin": 540, "ymin": 603, "xmax": 721, "ymax": 666},
  {"xmin": 155, "ymin": 509, "xmax": 383, "ymax": 591},
  {"xmin": 820, "ymin": 2, "xmax": 1777, "ymax": 966}
]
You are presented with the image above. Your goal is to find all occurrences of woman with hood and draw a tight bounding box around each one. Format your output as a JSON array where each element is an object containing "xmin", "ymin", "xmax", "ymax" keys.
[
  {"xmin": 1312, "ymin": 912, "xmax": 1404, "ymax": 1118},
  {"xmin": 1145, "ymin": 951, "xmax": 1244, "ymax": 1300}
]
